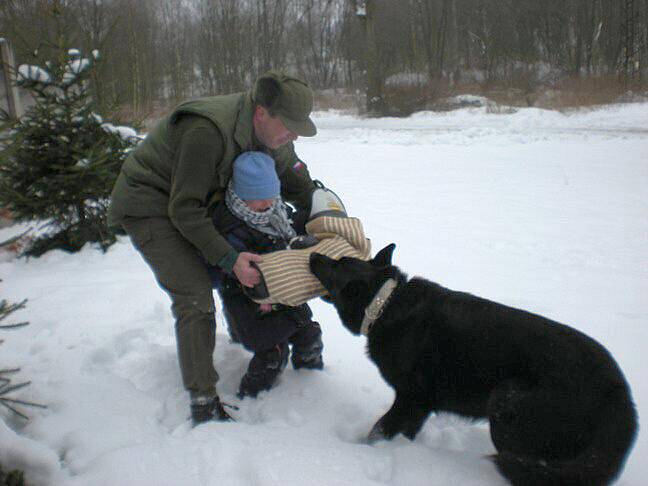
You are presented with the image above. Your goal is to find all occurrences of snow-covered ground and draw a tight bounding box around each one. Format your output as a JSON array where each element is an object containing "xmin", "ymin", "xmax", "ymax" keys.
[{"xmin": 1, "ymin": 103, "xmax": 647, "ymax": 485}]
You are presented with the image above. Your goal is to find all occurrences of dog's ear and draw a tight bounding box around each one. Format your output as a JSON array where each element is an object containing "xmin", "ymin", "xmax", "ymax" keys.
[{"xmin": 372, "ymin": 243, "xmax": 395, "ymax": 267}]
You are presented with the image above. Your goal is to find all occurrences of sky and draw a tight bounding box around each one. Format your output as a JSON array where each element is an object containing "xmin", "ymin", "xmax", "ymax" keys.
[{"xmin": 1, "ymin": 100, "xmax": 647, "ymax": 485}]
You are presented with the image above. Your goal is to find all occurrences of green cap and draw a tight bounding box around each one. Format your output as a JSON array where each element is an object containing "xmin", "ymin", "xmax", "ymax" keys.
[{"xmin": 254, "ymin": 71, "xmax": 317, "ymax": 137}]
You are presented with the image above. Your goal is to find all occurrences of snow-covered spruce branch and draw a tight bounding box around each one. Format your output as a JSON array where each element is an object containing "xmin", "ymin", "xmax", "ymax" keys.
[
  {"xmin": 0, "ymin": 380, "xmax": 47, "ymax": 420},
  {"xmin": 0, "ymin": 280, "xmax": 46, "ymax": 420}
]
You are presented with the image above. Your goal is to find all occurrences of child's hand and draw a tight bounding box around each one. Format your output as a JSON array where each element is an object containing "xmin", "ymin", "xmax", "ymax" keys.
[{"xmin": 259, "ymin": 303, "xmax": 272, "ymax": 313}]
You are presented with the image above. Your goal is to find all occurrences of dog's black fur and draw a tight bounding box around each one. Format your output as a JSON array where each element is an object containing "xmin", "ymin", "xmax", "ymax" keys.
[{"xmin": 310, "ymin": 244, "xmax": 637, "ymax": 486}]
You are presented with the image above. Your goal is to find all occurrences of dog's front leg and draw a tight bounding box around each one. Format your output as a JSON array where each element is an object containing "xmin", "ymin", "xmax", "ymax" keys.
[{"xmin": 368, "ymin": 393, "xmax": 431, "ymax": 443}]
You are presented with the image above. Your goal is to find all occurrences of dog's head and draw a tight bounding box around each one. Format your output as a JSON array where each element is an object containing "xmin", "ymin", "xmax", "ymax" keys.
[{"xmin": 309, "ymin": 244, "xmax": 397, "ymax": 335}]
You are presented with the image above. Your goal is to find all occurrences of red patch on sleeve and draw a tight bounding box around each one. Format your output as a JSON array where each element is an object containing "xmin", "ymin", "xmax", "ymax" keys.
[{"xmin": 292, "ymin": 160, "xmax": 305, "ymax": 172}]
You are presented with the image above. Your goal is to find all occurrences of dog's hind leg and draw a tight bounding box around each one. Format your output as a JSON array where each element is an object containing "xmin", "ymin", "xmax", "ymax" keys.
[
  {"xmin": 368, "ymin": 392, "xmax": 432, "ymax": 443},
  {"xmin": 487, "ymin": 380, "xmax": 603, "ymax": 485},
  {"xmin": 488, "ymin": 380, "xmax": 591, "ymax": 459}
]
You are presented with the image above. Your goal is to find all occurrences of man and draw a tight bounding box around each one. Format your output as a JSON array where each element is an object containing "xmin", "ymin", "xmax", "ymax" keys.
[{"xmin": 108, "ymin": 71, "xmax": 319, "ymax": 425}]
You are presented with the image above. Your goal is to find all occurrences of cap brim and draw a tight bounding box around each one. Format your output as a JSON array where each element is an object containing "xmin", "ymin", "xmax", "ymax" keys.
[{"xmin": 279, "ymin": 115, "xmax": 317, "ymax": 137}]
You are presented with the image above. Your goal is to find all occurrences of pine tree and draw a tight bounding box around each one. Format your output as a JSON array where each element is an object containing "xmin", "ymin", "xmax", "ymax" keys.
[
  {"xmin": 0, "ymin": 463, "xmax": 24, "ymax": 486},
  {"xmin": 0, "ymin": 289, "xmax": 30, "ymax": 417},
  {"xmin": 0, "ymin": 273, "xmax": 46, "ymax": 421},
  {"xmin": 0, "ymin": 48, "xmax": 138, "ymax": 257},
  {"xmin": 0, "ymin": 278, "xmax": 31, "ymax": 486}
]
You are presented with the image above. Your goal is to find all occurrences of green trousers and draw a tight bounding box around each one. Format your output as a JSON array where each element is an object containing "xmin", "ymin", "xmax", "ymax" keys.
[{"xmin": 121, "ymin": 216, "xmax": 218, "ymax": 399}]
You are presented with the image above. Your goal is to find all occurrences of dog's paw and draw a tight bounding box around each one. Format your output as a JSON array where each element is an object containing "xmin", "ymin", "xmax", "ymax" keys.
[{"xmin": 367, "ymin": 423, "xmax": 387, "ymax": 444}]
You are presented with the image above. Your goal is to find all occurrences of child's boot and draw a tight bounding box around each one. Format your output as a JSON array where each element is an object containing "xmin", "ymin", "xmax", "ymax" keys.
[
  {"xmin": 290, "ymin": 307, "xmax": 324, "ymax": 370},
  {"xmin": 238, "ymin": 343, "xmax": 289, "ymax": 398}
]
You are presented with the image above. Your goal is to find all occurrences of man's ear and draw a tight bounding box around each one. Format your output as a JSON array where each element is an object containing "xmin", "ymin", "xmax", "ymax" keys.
[
  {"xmin": 372, "ymin": 243, "xmax": 395, "ymax": 267},
  {"xmin": 253, "ymin": 104, "xmax": 270, "ymax": 124}
]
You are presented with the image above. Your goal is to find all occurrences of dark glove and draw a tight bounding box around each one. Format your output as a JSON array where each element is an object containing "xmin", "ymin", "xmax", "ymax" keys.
[
  {"xmin": 289, "ymin": 235, "xmax": 320, "ymax": 249},
  {"xmin": 242, "ymin": 261, "xmax": 270, "ymax": 300}
]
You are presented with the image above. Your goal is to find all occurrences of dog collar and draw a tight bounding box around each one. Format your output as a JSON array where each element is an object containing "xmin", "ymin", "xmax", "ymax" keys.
[{"xmin": 360, "ymin": 278, "xmax": 398, "ymax": 336}]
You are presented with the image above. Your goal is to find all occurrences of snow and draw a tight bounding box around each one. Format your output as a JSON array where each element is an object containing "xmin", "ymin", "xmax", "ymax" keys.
[
  {"xmin": 66, "ymin": 59, "xmax": 89, "ymax": 74},
  {"xmin": 17, "ymin": 65, "xmax": 51, "ymax": 84},
  {"xmin": 447, "ymin": 94, "xmax": 490, "ymax": 106},
  {"xmin": 385, "ymin": 73, "xmax": 428, "ymax": 87},
  {"xmin": 63, "ymin": 58, "xmax": 91, "ymax": 86},
  {"xmin": 100, "ymin": 123, "xmax": 140, "ymax": 141},
  {"xmin": 1, "ymin": 102, "xmax": 647, "ymax": 485},
  {"xmin": 17, "ymin": 53, "xmax": 94, "ymax": 88}
]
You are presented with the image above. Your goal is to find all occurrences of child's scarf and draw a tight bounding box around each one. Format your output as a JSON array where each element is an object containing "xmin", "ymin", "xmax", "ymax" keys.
[{"xmin": 225, "ymin": 182, "xmax": 297, "ymax": 242}]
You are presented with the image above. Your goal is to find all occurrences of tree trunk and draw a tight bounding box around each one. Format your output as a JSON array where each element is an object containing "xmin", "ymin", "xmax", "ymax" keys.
[
  {"xmin": 359, "ymin": 0, "xmax": 384, "ymax": 115},
  {"xmin": 0, "ymin": 38, "xmax": 23, "ymax": 119},
  {"xmin": 436, "ymin": 0, "xmax": 449, "ymax": 79}
]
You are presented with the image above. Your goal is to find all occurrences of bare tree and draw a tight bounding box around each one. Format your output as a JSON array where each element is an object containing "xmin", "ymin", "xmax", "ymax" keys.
[
  {"xmin": 620, "ymin": 0, "xmax": 641, "ymax": 86},
  {"xmin": 356, "ymin": 0, "xmax": 384, "ymax": 115},
  {"xmin": 292, "ymin": 0, "xmax": 342, "ymax": 88},
  {"xmin": 195, "ymin": 0, "xmax": 253, "ymax": 95},
  {"xmin": 414, "ymin": 0, "xmax": 450, "ymax": 79},
  {"xmin": 254, "ymin": 0, "xmax": 290, "ymax": 76},
  {"xmin": 158, "ymin": 0, "xmax": 195, "ymax": 103}
]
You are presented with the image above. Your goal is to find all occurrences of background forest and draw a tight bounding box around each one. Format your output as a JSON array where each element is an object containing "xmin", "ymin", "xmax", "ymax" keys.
[{"xmin": 1, "ymin": 0, "xmax": 647, "ymax": 121}]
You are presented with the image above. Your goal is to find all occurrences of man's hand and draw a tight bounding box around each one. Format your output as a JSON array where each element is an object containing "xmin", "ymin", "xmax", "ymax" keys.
[{"xmin": 232, "ymin": 252, "xmax": 263, "ymax": 288}]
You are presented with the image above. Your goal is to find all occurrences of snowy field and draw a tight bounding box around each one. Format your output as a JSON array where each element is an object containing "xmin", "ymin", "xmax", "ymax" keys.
[{"xmin": 1, "ymin": 103, "xmax": 647, "ymax": 485}]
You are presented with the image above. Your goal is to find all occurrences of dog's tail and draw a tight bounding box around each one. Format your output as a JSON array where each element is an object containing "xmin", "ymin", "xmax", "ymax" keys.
[{"xmin": 492, "ymin": 388, "xmax": 637, "ymax": 486}]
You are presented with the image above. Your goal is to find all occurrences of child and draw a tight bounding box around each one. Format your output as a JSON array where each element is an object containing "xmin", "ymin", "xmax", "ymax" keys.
[{"xmin": 209, "ymin": 151, "xmax": 324, "ymax": 398}]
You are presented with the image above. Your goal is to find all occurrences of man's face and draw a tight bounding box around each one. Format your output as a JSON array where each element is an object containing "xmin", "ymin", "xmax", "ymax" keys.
[
  {"xmin": 253, "ymin": 106, "xmax": 298, "ymax": 150},
  {"xmin": 245, "ymin": 198, "xmax": 274, "ymax": 212}
]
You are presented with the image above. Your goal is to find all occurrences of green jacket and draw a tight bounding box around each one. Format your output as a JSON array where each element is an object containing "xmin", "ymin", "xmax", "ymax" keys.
[{"xmin": 108, "ymin": 92, "xmax": 316, "ymax": 267}]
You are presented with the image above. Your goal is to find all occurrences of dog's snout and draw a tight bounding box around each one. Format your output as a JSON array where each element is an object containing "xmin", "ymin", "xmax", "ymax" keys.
[
  {"xmin": 309, "ymin": 253, "xmax": 332, "ymax": 278},
  {"xmin": 309, "ymin": 253, "xmax": 322, "ymax": 271}
]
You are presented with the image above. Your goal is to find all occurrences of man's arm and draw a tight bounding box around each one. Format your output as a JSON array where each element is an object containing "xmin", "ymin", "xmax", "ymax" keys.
[
  {"xmin": 168, "ymin": 117, "xmax": 236, "ymax": 266},
  {"xmin": 272, "ymin": 142, "xmax": 316, "ymax": 210},
  {"xmin": 168, "ymin": 117, "xmax": 262, "ymax": 286}
]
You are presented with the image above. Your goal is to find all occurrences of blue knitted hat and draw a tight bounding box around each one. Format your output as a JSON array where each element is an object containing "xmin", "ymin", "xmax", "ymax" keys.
[{"xmin": 232, "ymin": 151, "xmax": 280, "ymax": 200}]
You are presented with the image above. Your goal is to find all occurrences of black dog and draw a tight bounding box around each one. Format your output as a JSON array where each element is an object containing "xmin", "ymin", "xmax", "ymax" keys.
[{"xmin": 310, "ymin": 244, "xmax": 637, "ymax": 486}]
